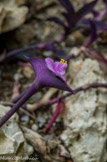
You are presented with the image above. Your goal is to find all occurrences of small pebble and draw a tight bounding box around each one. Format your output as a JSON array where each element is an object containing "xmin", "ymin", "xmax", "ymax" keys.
[
  {"xmin": 29, "ymin": 119, "xmax": 34, "ymax": 125},
  {"xmin": 23, "ymin": 67, "xmax": 33, "ymax": 78},
  {"xmin": 21, "ymin": 115, "xmax": 29, "ymax": 123},
  {"xmin": 31, "ymin": 124, "xmax": 38, "ymax": 131}
]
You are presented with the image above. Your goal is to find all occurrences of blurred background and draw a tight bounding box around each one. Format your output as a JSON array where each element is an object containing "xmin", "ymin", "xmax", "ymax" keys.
[{"xmin": 0, "ymin": 0, "xmax": 107, "ymax": 162}]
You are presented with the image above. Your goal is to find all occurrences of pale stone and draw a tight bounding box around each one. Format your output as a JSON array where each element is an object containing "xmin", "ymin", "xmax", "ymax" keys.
[
  {"xmin": 0, "ymin": 105, "xmax": 34, "ymax": 160},
  {"xmin": 0, "ymin": 0, "xmax": 28, "ymax": 34},
  {"xmin": 60, "ymin": 58, "xmax": 107, "ymax": 162},
  {"xmin": 23, "ymin": 67, "xmax": 33, "ymax": 78},
  {"xmin": 21, "ymin": 126, "xmax": 47, "ymax": 156},
  {"xmin": 16, "ymin": 0, "xmax": 27, "ymax": 6}
]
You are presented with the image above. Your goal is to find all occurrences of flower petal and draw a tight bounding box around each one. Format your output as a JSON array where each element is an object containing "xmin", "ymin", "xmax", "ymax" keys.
[
  {"xmin": 55, "ymin": 61, "xmax": 67, "ymax": 71},
  {"xmin": 45, "ymin": 58, "xmax": 54, "ymax": 72},
  {"xmin": 60, "ymin": 69, "xmax": 66, "ymax": 75},
  {"xmin": 54, "ymin": 62, "xmax": 63, "ymax": 71}
]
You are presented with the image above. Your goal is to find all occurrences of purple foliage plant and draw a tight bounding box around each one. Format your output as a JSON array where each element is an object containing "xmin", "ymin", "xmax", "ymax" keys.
[
  {"xmin": 0, "ymin": 0, "xmax": 107, "ymax": 133},
  {"xmin": 47, "ymin": 0, "xmax": 107, "ymax": 41}
]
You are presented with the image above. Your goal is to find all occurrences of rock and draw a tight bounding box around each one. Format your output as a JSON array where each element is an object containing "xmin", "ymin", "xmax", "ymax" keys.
[
  {"xmin": 36, "ymin": 112, "xmax": 47, "ymax": 128},
  {"xmin": 31, "ymin": 124, "xmax": 38, "ymax": 131},
  {"xmin": 43, "ymin": 51, "xmax": 53, "ymax": 57},
  {"xmin": 21, "ymin": 126, "xmax": 47, "ymax": 156},
  {"xmin": 66, "ymin": 31, "xmax": 84, "ymax": 46},
  {"xmin": 21, "ymin": 126, "xmax": 68, "ymax": 161},
  {"xmin": 0, "ymin": 105, "xmax": 34, "ymax": 160},
  {"xmin": 21, "ymin": 115, "xmax": 30, "ymax": 123},
  {"xmin": 60, "ymin": 58, "xmax": 107, "ymax": 162},
  {"xmin": 16, "ymin": 0, "xmax": 27, "ymax": 6},
  {"xmin": 0, "ymin": 0, "xmax": 28, "ymax": 34},
  {"xmin": 23, "ymin": 67, "xmax": 33, "ymax": 78},
  {"xmin": 14, "ymin": 24, "xmax": 36, "ymax": 46}
]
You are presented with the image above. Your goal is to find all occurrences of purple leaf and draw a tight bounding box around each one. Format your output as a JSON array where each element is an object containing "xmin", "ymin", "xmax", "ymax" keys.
[
  {"xmin": 81, "ymin": 47, "xmax": 107, "ymax": 73},
  {"xmin": 46, "ymin": 100, "xmax": 65, "ymax": 133},
  {"xmin": 54, "ymin": 49, "xmax": 67, "ymax": 59},
  {"xmin": 47, "ymin": 17, "xmax": 70, "ymax": 40},
  {"xmin": 47, "ymin": 17, "xmax": 66, "ymax": 28},
  {"xmin": 92, "ymin": 10, "xmax": 99, "ymax": 17},
  {"xmin": 97, "ymin": 0, "xmax": 107, "ymax": 20},
  {"xmin": 37, "ymin": 41, "xmax": 67, "ymax": 58},
  {"xmin": 47, "ymin": 0, "xmax": 98, "ymax": 41},
  {"xmin": 92, "ymin": 0, "xmax": 107, "ymax": 20},
  {"xmin": 78, "ymin": 19, "xmax": 107, "ymax": 32},
  {"xmin": 74, "ymin": 0, "xmax": 98, "ymax": 23},
  {"xmin": 103, "ymin": 0, "xmax": 107, "ymax": 5},
  {"xmin": 58, "ymin": 0, "xmax": 75, "ymax": 14},
  {"xmin": 84, "ymin": 20, "xmax": 97, "ymax": 47},
  {"xmin": 2, "ymin": 41, "xmax": 67, "ymax": 62},
  {"xmin": 62, "ymin": 12, "xmax": 73, "ymax": 26},
  {"xmin": 96, "ymin": 9, "xmax": 107, "ymax": 21}
]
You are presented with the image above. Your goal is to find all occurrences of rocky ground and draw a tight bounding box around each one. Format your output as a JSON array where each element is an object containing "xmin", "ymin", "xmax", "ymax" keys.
[{"xmin": 0, "ymin": 0, "xmax": 107, "ymax": 162}]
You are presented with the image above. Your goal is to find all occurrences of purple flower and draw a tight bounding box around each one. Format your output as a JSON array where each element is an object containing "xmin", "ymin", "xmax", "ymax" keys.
[
  {"xmin": 28, "ymin": 57, "xmax": 72, "ymax": 92},
  {"xmin": 0, "ymin": 57, "xmax": 74, "ymax": 127},
  {"xmin": 45, "ymin": 58, "xmax": 67, "ymax": 82}
]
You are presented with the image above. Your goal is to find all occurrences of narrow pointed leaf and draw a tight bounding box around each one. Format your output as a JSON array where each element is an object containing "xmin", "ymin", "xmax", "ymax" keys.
[
  {"xmin": 103, "ymin": 0, "xmax": 107, "ymax": 5},
  {"xmin": 47, "ymin": 17, "xmax": 66, "ymax": 27},
  {"xmin": 46, "ymin": 101, "xmax": 65, "ymax": 133},
  {"xmin": 53, "ymin": 49, "xmax": 67, "ymax": 59},
  {"xmin": 78, "ymin": 19, "xmax": 107, "ymax": 31},
  {"xmin": 2, "ymin": 42, "xmax": 66, "ymax": 62},
  {"xmin": 62, "ymin": 12, "xmax": 73, "ymax": 26},
  {"xmin": 92, "ymin": 0, "xmax": 107, "ymax": 20},
  {"xmin": 92, "ymin": 10, "xmax": 99, "ymax": 17},
  {"xmin": 3, "ymin": 45, "xmax": 38, "ymax": 62},
  {"xmin": 58, "ymin": 0, "xmax": 75, "ymax": 14},
  {"xmin": 37, "ymin": 41, "xmax": 66, "ymax": 58},
  {"xmin": 94, "ymin": 0, "xmax": 107, "ymax": 21},
  {"xmin": 82, "ymin": 47, "xmax": 107, "ymax": 72},
  {"xmin": 84, "ymin": 20, "xmax": 97, "ymax": 47},
  {"xmin": 75, "ymin": 0, "xmax": 98, "ymax": 21}
]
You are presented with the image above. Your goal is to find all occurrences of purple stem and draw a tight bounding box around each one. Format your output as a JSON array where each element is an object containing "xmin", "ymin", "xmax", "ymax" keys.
[
  {"xmin": 0, "ymin": 84, "xmax": 39, "ymax": 127},
  {"xmin": 11, "ymin": 91, "xmax": 27, "ymax": 103},
  {"xmin": 66, "ymin": 45, "xmax": 107, "ymax": 73},
  {"xmin": 56, "ymin": 83, "xmax": 107, "ymax": 102},
  {"xmin": 35, "ymin": 83, "xmax": 107, "ymax": 109},
  {"xmin": 65, "ymin": 47, "xmax": 83, "ymax": 61}
]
